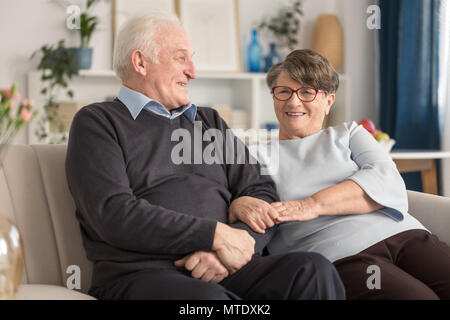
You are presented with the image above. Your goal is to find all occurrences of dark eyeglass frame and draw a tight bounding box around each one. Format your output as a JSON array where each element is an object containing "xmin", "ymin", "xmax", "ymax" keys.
[{"xmin": 271, "ymin": 86, "xmax": 326, "ymax": 102}]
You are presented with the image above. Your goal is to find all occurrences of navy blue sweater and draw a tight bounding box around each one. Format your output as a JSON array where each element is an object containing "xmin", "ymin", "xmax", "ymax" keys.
[{"xmin": 65, "ymin": 99, "xmax": 279, "ymax": 289}]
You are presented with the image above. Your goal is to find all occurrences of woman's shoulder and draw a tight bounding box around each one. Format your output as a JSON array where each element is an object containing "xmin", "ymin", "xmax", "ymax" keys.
[
  {"xmin": 330, "ymin": 121, "xmax": 360, "ymax": 131},
  {"xmin": 325, "ymin": 121, "xmax": 361, "ymax": 137}
]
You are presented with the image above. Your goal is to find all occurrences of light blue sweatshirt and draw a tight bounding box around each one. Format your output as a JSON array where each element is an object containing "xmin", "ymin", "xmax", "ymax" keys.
[{"xmin": 251, "ymin": 122, "xmax": 427, "ymax": 262}]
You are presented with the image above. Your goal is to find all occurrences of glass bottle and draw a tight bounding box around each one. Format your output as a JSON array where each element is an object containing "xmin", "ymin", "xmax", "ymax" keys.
[
  {"xmin": 248, "ymin": 29, "xmax": 262, "ymax": 72},
  {"xmin": 264, "ymin": 43, "xmax": 281, "ymax": 72},
  {"xmin": 0, "ymin": 217, "xmax": 24, "ymax": 299}
]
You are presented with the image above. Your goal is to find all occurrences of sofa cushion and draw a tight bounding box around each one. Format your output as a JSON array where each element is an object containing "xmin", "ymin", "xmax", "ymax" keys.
[
  {"xmin": 33, "ymin": 144, "xmax": 93, "ymax": 294},
  {"xmin": 0, "ymin": 144, "xmax": 93, "ymax": 294},
  {"xmin": 1, "ymin": 145, "xmax": 61, "ymax": 286},
  {"xmin": 16, "ymin": 284, "xmax": 95, "ymax": 300}
]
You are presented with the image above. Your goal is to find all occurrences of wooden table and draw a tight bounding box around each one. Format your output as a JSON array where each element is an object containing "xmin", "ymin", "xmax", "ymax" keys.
[{"xmin": 390, "ymin": 151, "xmax": 450, "ymax": 195}]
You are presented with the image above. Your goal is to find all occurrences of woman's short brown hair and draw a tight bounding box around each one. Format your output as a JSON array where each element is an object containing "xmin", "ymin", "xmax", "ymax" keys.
[{"xmin": 266, "ymin": 49, "xmax": 339, "ymax": 94}]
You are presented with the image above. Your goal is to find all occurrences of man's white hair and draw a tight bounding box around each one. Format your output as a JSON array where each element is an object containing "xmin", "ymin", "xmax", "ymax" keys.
[{"xmin": 113, "ymin": 11, "xmax": 182, "ymax": 81}]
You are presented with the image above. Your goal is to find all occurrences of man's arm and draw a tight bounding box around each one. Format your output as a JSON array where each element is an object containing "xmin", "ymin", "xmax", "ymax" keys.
[
  {"xmin": 207, "ymin": 109, "xmax": 281, "ymax": 253},
  {"xmin": 174, "ymin": 221, "xmax": 257, "ymax": 278},
  {"xmin": 66, "ymin": 106, "xmax": 217, "ymax": 256},
  {"xmin": 228, "ymin": 196, "xmax": 280, "ymax": 254}
]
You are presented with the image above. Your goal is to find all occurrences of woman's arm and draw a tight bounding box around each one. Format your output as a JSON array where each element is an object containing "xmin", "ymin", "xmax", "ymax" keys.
[
  {"xmin": 231, "ymin": 122, "xmax": 407, "ymax": 230},
  {"xmin": 275, "ymin": 123, "xmax": 405, "ymax": 223},
  {"xmin": 274, "ymin": 180, "xmax": 383, "ymax": 223}
]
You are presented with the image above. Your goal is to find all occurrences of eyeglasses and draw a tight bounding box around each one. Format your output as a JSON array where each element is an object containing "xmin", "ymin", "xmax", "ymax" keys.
[{"xmin": 271, "ymin": 86, "xmax": 326, "ymax": 102}]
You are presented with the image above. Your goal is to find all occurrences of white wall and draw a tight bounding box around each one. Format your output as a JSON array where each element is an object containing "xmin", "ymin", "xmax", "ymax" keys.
[
  {"xmin": 443, "ymin": 107, "xmax": 450, "ymax": 197},
  {"xmin": 239, "ymin": 0, "xmax": 338, "ymax": 68},
  {"xmin": 338, "ymin": 0, "xmax": 378, "ymax": 126},
  {"xmin": 0, "ymin": 0, "xmax": 113, "ymax": 144},
  {"xmin": 0, "ymin": 0, "xmax": 376, "ymax": 144}
]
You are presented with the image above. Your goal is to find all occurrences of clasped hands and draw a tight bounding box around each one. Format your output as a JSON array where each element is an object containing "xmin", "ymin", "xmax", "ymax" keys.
[
  {"xmin": 228, "ymin": 196, "xmax": 319, "ymax": 233},
  {"xmin": 174, "ymin": 196, "xmax": 318, "ymax": 284}
]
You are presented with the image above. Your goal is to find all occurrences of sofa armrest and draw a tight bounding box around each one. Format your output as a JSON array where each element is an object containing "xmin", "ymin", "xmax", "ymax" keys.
[{"xmin": 407, "ymin": 190, "xmax": 450, "ymax": 245}]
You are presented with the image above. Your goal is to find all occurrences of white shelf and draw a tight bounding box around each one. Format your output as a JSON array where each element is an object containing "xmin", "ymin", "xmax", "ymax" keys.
[
  {"xmin": 78, "ymin": 69, "xmax": 117, "ymax": 77},
  {"xmin": 78, "ymin": 69, "xmax": 346, "ymax": 81},
  {"xmin": 79, "ymin": 69, "xmax": 267, "ymax": 80},
  {"xmin": 27, "ymin": 70, "xmax": 350, "ymax": 144},
  {"xmin": 196, "ymin": 71, "xmax": 267, "ymax": 80},
  {"xmin": 390, "ymin": 151, "xmax": 450, "ymax": 160}
]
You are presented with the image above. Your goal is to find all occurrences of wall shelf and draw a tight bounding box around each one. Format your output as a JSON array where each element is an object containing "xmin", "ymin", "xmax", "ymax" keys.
[
  {"xmin": 27, "ymin": 70, "xmax": 350, "ymax": 144},
  {"xmin": 77, "ymin": 69, "xmax": 268, "ymax": 80}
]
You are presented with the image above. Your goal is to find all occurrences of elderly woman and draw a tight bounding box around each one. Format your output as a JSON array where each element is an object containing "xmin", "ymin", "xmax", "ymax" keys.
[{"xmin": 233, "ymin": 49, "xmax": 450, "ymax": 300}]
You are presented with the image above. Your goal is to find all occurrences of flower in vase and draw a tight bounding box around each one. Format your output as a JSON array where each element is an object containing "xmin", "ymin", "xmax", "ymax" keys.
[
  {"xmin": 21, "ymin": 108, "xmax": 32, "ymax": 122},
  {"xmin": 0, "ymin": 84, "xmax": 38, "ymax": 163}
]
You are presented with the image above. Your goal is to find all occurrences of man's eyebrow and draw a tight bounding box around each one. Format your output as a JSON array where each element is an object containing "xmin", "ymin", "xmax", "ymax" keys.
[{"xmin": 175, "ymin": 49, "xmax": 195, "ymax": 57}]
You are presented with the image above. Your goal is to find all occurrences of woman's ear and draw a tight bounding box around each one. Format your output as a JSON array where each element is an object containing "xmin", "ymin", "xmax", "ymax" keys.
[
  {"xmin": 324, "ymin": 93, "xmax": 335, "ymax": 115},
  {"xmin": 130, "ymin": 50, "xmax": 148, "ymax": 76}
]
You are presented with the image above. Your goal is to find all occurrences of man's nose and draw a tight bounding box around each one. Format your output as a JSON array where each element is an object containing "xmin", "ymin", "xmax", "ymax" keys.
[{"xmin": 185, "ymin": 60, "xmax": 196, "ymax": 79}]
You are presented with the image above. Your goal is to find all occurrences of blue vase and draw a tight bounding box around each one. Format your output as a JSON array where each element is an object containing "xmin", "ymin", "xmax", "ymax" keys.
[
  {"xmin": 264, "ymin": 43, "xmax": 281, "ymax": 72},
  {"xmin": 248, "ymin": 29, "xmax": 262, "ymax": 72}
]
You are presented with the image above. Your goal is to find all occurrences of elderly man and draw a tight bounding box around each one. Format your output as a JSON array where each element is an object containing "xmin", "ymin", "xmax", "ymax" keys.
[{"xmin": 65, "ymin": 12, "xmax": 345, "ymax": 300}]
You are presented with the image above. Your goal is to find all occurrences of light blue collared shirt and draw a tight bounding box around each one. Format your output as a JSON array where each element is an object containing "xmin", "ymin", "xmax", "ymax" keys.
[{"xmin": 117, "ymin": 85, "xmax": 197, "ymax": 123}]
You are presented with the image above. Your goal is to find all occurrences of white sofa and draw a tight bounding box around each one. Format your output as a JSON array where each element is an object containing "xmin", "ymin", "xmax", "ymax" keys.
[{"xmin": 0, "ymin": 144, "xmax": 449, "ymax": 300}]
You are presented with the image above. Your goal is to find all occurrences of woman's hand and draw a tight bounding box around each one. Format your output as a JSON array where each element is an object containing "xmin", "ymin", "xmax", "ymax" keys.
[
  {"xmin": 272, "ymin": 180, "xmax": 383, "ymax": 222},
  {"xmin": 272, "ymin": 198, "xmax": 320, "ymax": 223},
  {"xmin": 228, "ymin": 196, "xmax": 279, "ymax": 234}
]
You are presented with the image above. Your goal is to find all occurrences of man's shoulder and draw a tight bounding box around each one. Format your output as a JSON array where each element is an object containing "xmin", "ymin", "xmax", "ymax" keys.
[
  {"xmin": 80, "ymin": 99, "xmax": 124, "ymax": 113},
  {"xmin": 74, "ymin": 99, "xmax": 126, "ymax": 121},
  {"xmin": 196, "ymin": 106, "xmax": 219, "ymax": 118},
  {"xmin": 196, "ymin": 106, "xmax": 226, "ymax": 129}
]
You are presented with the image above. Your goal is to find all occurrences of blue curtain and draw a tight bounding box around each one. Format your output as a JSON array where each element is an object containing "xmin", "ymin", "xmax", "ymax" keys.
[{"xmin": 379, "ymin": 0, "xmax": 442, "ymax": 192}]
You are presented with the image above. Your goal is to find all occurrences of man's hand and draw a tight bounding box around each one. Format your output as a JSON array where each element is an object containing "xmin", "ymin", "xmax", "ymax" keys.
[
  {"xmin": 272, "ymin": 198, "xmax": 320, "ymax": 223},
  {"xmin": 212, "ymin": 222, "xmax": 255, "ymax": 274},
  {"xmin": 174, "ymin": 251, "xmax": 229, "ymax": 283},
  {"xmin": 228, "ymin": 196, "xmax": 279, "ymax": 234}
]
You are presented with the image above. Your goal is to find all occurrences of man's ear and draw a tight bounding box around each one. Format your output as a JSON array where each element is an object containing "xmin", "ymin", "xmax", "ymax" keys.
[
  {"xmin": 130, "ymin": 50, "xmax": 148, "ymax": 76},
  {"xmin": 325, "ymin": 93, "xmax": 335, "ymax": 115}
]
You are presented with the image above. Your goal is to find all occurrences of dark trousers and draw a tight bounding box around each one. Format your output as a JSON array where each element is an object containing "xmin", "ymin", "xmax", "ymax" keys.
[
  {"xmin": 334, "ymin": 230, "xmax": 450, "ymax": 300},
  {"xmin": 91, "ymin": 252, "xmax": 345, "ymax": 300}
]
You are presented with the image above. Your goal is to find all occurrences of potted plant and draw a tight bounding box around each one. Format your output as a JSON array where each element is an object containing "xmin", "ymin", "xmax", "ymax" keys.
[
  {"xmin": 31, "ymin": 40, "xmax": 79, "ymax": 143},
  {"xmin": 70, "ymin": 0, "xmax": 99, "ymax": 69},
  {"xmin": 257, "ymin": 0, "xmax": 304, "ymax": 52}
]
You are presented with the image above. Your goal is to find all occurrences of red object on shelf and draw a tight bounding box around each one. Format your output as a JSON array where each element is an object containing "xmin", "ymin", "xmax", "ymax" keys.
[{"xmin": 358, "ymin": 118, "xmax": 376, "ymax": 134}]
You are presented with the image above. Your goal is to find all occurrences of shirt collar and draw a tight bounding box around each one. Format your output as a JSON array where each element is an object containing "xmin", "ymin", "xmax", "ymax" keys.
[{"xmin": 117, "ymin": 85, "xmax": 197, "ymax": 123}]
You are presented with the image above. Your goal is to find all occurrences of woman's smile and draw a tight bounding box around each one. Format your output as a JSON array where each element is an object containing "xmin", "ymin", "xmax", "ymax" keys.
[{"xmin": 285, "ymin": 111, "xmax": 307, "ymax": 118}]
